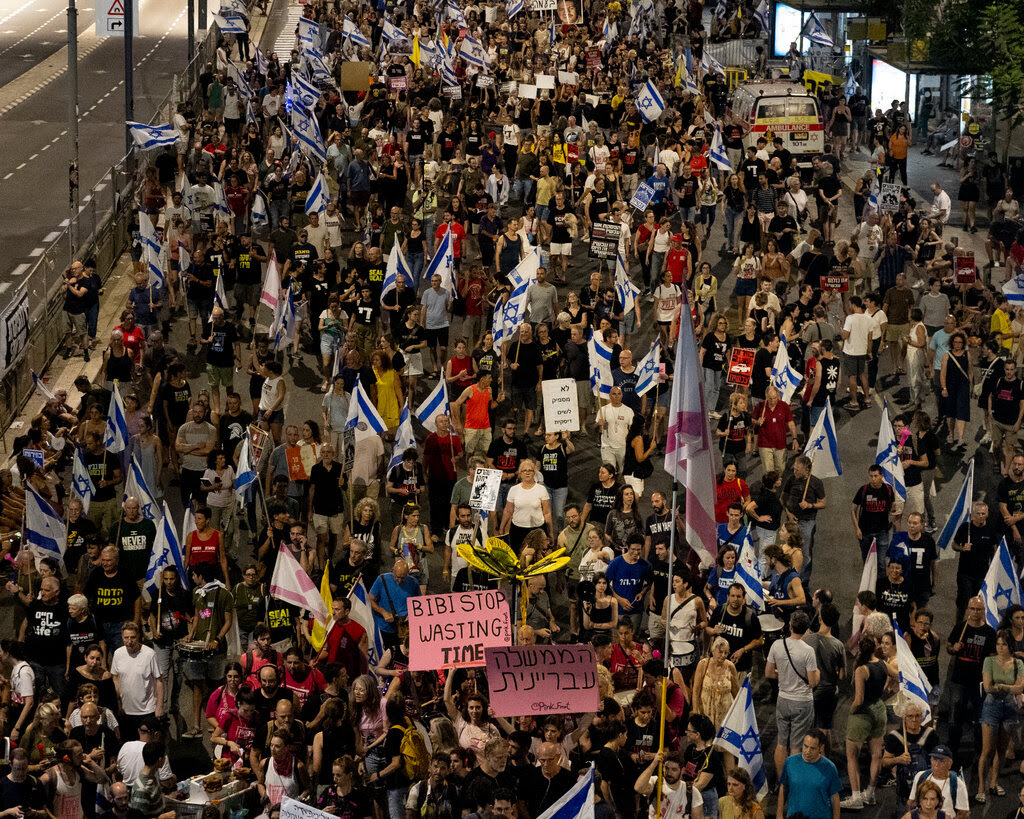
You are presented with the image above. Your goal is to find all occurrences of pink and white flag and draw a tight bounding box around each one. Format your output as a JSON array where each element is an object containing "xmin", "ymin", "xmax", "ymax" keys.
[
  {"xmin": 270, "ymin": 543, "xmax": 329, "ymax": 624},
  {"xmin": 260, "ymin": 252, "xmax": 281, "ymax": 311},
  {"xmin": 663, "ymin": 289, "xmax": 718, "ymax": 568},
  {"xmin": 852, "ymin": 539, "xmax": 878, "ymax": 640}
]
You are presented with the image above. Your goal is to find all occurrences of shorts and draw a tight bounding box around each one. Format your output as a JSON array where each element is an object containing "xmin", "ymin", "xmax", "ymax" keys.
[
  {"xmin": 65, "ymin": 311, "xmax": 87, "ymax": 336},
  {"xmin": 982, "ymin": 694, "xmax": 1019, "ymax": 726},
  {"xmin": 261, "ymin": 408, "xmax": 285, "ymax": 425},
  {"xmin": 184, "ymin": 650, "xmax": 227, "ymax": 683},
  {"xmin": 775, "ymin": 696, "xmax": 815, "ymax": 750},
  {"xmin": 885, "ymin": 323, "xmax": 909, "ymax": 342},
  {"xmin": 235, "ymin": 282, "xmax": 260, "ymax": 309},
  {"xmin": 351, "ymin": 190, "xmax": 370, "ymax": 209},
  {"xmin": 313, "ymin": 513, "xmax": 344, "ymax": 535},
  {"xmin": 321, "ymin": 333, "xmax": 342, "ymax": 356},
  {"xmin": 189, "ymin": 297, "xmax": 214, "ymax": 318},
  {"xmin": 550, "ymin": 242, "xmax": 572, "ymax": 256},
  {"xmin": 206, "ymin": 364, "xmax": 235, "ymax": 389},
  {"xmin": 843, "ymin": 353, "xmax": 868, "ymax": 377},
  {"xmin": 424, "ymin": 326, "xmax": 449, "ymax": 347},
  {"xmin": 576, "ymin": 380, "xmax": 593, "ymax": 414},
  {"xmin": 735, "ymin": 278, "xmax": 756, "ymax": 296},
  {"xmin": 512, "ymin": 385, "xmax": 538, "ymax": 410},
  {"xmin": 846, "ymin": 700, "xmax": 887, "ymax": 742}
]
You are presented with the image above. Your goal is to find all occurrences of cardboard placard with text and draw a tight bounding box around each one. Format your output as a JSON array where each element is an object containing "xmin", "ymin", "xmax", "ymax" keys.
[
  {"xmin": 541, "ymin": 378, "xmax": 580, "ymax": 431},
  {"xmin": 408, "ymin": 590, "xmax": 512, "ymax": 670},
  {"xmin": 726, "ymin": 348, "xmax": 755, "ymax": 386},
  {"xmin": 485, "ymin": 644, "xmax": 599, "ymax": 716}
]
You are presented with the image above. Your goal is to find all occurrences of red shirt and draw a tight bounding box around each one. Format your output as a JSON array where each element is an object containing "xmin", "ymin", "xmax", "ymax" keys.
[
  {"xmin": 324, "ymin": 619, "xmax": 368, "ymax": 679},
  {"xmin": 802, "ymin": 357, "xmax": 818, "ymax": 404},
  {"xmin": 714, "ymin": 478, "xmax": 750, "ymax": 523},
  {"xmin": 188, "ymin": 529, "xmax": 221, "ymax": 566},
  {"xmin": 283, "ymin": 667, "xmax": 327, "ymax": 708},
  {"xmin": 754, "ymin": 400, "xmax": 793, "ymax": 449},
  {"xmin": 609, "ymin": 641, "xmax": 644, "ymax": 690},
  {"xmin": 666, "ymin": 248, "xmax": 688, "ymax": 285},
  {"xmin": 116, "ymin": 324, "xmax": 146, "ymax": 363},
  {"xmin": 219, "ymin": 712, "xmax": 257, "ymax": 763},
  {"xmin": 436, "ymin": 222, "xmax": 466, "ymax": 258}
]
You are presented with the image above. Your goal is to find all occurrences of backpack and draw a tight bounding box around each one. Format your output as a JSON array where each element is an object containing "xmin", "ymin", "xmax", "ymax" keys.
[{"xmin": 400, "ymin": 719, "xmax": 430, "ymax": 781}]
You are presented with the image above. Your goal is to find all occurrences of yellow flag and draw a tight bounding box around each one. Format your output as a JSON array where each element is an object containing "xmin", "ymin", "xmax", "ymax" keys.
[
  {"xmin": 412, "ymin": 36, "xmax": 421, "ymax": 68},
  {"xmin": 309, "ymin": 569, "xmax": 333, "ymax": 651}
]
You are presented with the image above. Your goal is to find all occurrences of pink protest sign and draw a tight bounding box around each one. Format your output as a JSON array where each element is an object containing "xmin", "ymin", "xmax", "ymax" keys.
[
  {"xmin": 408, "ymin": 590, "xmax": 512, "ymax": 670},
  {"xmin": 485, "ymin": 644, "xmax": 599, "ymax": 716}
]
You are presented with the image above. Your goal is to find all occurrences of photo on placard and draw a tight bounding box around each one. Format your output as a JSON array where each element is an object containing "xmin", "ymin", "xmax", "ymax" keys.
[{"xmin": 556, "ymin": 0, "xmax": 584, "ymax": 25}]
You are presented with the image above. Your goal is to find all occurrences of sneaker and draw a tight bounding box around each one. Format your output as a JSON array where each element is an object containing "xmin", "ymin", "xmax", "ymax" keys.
[
  {"xmin": 840, "ymin": 794, "xmax": 864, "ymax": 810},
  {"xmin": 925, "ymin": 523, "xmax": 936, "ymax": 533},
  {"xmin": 83, "ymin": 348, "xmax": 90, "ymax": 363},
  {"xmin": 980, "ymin": 434, "xmax": 992, "ymax": 446},
  {"xmin": 880, "ymin": 774, "xmax": 898, "ymax": 789},
  {"xmin": 863, "ymin": 787, "xmax": 877, "ymax": 806}
]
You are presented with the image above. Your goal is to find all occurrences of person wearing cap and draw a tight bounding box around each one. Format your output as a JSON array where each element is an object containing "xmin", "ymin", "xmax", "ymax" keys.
[
  {"xmin": 908, "ymin": 745, "xmax": 969, "ymax": 819},
  {"xmin": 664, "ymin": 232, "xmax": 692, "ymax": 290}
]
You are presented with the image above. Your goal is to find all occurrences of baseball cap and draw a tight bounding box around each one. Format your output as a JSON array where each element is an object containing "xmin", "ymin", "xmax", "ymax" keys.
[
  {"xmin": 672, "ymin": 233, "xmax": 683, "ymax": 242},
  {"xmin": 929, "ymin": 745, "xmax": 953, "ymax": 760}
]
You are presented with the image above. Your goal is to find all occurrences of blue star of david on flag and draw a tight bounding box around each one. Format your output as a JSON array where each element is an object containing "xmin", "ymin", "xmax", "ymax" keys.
[{"xmin": 980, "ymin": 538, "xmax": 1023, "ymax": 629}]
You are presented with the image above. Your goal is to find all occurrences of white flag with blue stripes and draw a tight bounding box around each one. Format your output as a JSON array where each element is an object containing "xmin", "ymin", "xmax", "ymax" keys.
[
  {"xmin": 290, "ymin": 73, "xmax": 320, "ymax": 112},
  {"xmin": 446, "ymin": 0, "xmax": 468, "ymax": 27},
  {"xmin": 298, "ymin": 17, "xmax": 322, "ymax": 51},
  {"xmin": 214, "ymin": 272, "xmax": 229, "ymax": 312},
  {"xmin": 460, "ymin": 36, "xmax": 489, "ymax": 69},
  {"xmin": 588, "ymin": 333, "xmax": 614, "ymax": 398},
  {"xmin": 252, "ymin": 191, "xmax": 269, "ymax": 230},
  {"xmin": 803, "ymin": 398, "xmax": 841, "ymax": 478},
  {"xmin": 305, "ymin": 172, "xmax": 329, "ymax": 215},
  {"xmin": 536, "ymin": 765, "xmax": 594, "ymax": 819},
  {"xmin": 614, "ymin": 252, "xmax": 641, "ymax": 318},
  {"xmin": 124, "ymin": 457, "xmax": 159, "ymax": 521},
  {"xmin": 145, "ymin": 501, "xmax": 190, "ymax": 599},
  {"xmin": 980, "ymin": 538, "xmax": 1023, "ymax": 629},
  {"xmin": 350, "ymin": 579, "xmax": 386, "ymax": 666},
  {"xmin": 270, "ymin": 289, "xmax": 298, "ymax": 352},
  {"xmin": 213, "ymin": 180, "xmax": 231, "ymax": 219},
  {"xmin": 381, "ymin": 243, "xmax": 414, "ymax": 303},
  {"xmin": 226, "ymin": 61, "xmax": 252, "ymax": 98},
  {"xmin": 801, "ymin": 12, "xmax": 834, "ymax": 47},
  {"xmin": 235, "ymin": 436, "xmax": 258, "ymax": 503},
  {"xmin": 303, "ymin": 49, "xmax": 336, "ymax": 87},
  {"xmin": 702, "ymin": 50, "xmax": 727, "ymax": 77},
  {"xmin": 128, "ymin": 122, "xmax": 181, "ymax": 150},
  {"xmin": 26, "ymin": 485, "xmax": 67, "ymax": 567},
  {"xmin": 634, "ymin": 339, "xmax": 661, "ymax": 397},
  {"xmin": 343, "ymin": 17, "xmax": 371, "ymax": 48},
  {"xmin": 416, "ymin": 379, "xmax": 451, "ymax": 433},
  {"xmin": 72, "ymin": 447, "xmax": 95, "ymax": 514},
  {"xmin": 710, "ymin": 125, "xmax": 733, "ymax": 172},
  {"xmin": 876, "ymin": 402, "xmax": 907, "ymax": 501},
  {"xmin": 636, "ymin": 80, "xmax": 665, "ymax": 123},
  {"xmin": 425, "ymin": 227, "xmax": 457, "ymax": 296},
  {"xmin": 1003, "ymin": 269, "xmax": 1024, "ymax": 306},
  {"xmin": 390, "ymin": 401, "xmax": 417, "ymax": 471},
  {"xmin": 507, "ymin": 0, "xmax": 523, "ymax": 19},
  {"xmin": 291, "ymin": 105, "xmax": 327, "ymax": 164},
  {"xmin": 104, "ymin": 382, "xmax": 129, "ymax": 454},
  {"xmin": 736, "ymin": 531, "xmax": 765, "ymax": 611},
  {"xmin": 893, "ymin": 616, "xmax": 933, "ymax": 723},
  {"xmin": 770, "ymin": 335, "xmax": 803, "ymax": 404},
  {"xmin": 346, "ymin": 375, "xmax": 388, "ymax": 440},
  {"xmin": 937, "ymin": 458, "xmax": 974, "ymax": 558},
  {"xmin": 214, "ymin": 12, "xmax": 247, "ymax": 33},
  {"xmin": 713, "ymin": 677, "xmax": 768, "ymax": 800},
  {"xmin": 754, "ymin": 0, "xmax": 770, "ymax": 31}
]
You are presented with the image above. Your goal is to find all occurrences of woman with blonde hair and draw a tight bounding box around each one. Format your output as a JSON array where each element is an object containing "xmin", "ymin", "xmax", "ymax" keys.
[{"xmin": 692, "ymin": 636, "xmax": 740, "ymax": 725}]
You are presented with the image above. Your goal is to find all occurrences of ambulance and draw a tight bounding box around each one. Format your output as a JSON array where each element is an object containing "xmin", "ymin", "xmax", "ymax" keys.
[{"xmin": 730, "ymin": 81, "xmax": 825, "ymax": 175}]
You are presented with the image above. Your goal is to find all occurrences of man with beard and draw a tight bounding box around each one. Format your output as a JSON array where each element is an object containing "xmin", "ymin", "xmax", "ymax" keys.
[
  {"xmin": 707, "ymin": 583, "xmax": 764, "ymax": 673},
  {"xmin": 20, "ymin": 576, "xmax": 68, "ymax": 696},
  {"xmin": 998, "ymin": 453, "xmax": 1024, "ymax": 558},
  {"xmin": 634, "ymin": 752, "xmax": 700, "ymax": 819},
  {"xmin": 643, "ymin": 491, "xmax": 672, "ymax": 558},
  {"xmin": 217, "ymin": 392, "xmax": 252, "ymax": 462}
]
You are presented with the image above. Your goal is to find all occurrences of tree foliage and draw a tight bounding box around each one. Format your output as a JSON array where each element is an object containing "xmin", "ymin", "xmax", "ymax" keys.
[{"xmin": 980, "ymin": 0, "xmax": 1024, "ymax": 126}]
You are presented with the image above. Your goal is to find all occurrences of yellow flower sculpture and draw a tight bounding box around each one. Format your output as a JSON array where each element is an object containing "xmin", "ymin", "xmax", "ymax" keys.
[{"xmin": 456, "ymin": 537, "xmax": 571, "ymax": 582}]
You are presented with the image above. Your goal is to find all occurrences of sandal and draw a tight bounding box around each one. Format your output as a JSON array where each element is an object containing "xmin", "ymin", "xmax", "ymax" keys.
[
  {"xmin": 991, "ymin": 785, "xmax": 1006, "ymax": 797},
  {"xmin": 975, "ymin": 792, "xmax": 986, "ymax": 804}
]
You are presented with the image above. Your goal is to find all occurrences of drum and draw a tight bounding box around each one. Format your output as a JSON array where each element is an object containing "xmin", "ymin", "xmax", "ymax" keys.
[
  {"xmin": 758, "ymin": 614, "xmax": 785, "ymax": 649},
  {"xmin": 668, "ymin": 641, "xmax": 695, "ymax": 668},
  {"xmin": 179, "ymin": 640, "xmax": 214, "ymax": 659}
]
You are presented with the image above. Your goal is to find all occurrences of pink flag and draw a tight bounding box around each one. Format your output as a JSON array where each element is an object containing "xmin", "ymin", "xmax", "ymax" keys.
[
  {"xmin": 663, "ymin": 288, "xmax": 718, "ymax": 568},
  {"xmin": 260, "ymin": 252, "xmax": 281, "ymax": 312},
  {"xmin": 269, "ymin": 543, "xmax": 329, "ymax": 624}
]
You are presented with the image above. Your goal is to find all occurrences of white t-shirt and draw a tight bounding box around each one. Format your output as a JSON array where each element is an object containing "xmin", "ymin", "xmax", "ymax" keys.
[
  {"xmin": 647, "ymin": 777, "xmax": 703, "ymax": 819},
  {"xmin": 202, "ymin": 466, "xmax": 235, "ymax": 508},
  {"xmin": 909, "ymin": 771, "xmax": 970, "ymax": 816},
  {"xmin": 11, "ymin": 661, "xmax": 33, "ymax": 706},
  {"xmin": 578, "ymin": 547, "xmax": 615, "ymax": 581},
  {"xmin": 110, "ymin": 645, "xmax": 161, "ymax": 716},
  {"xmin": 842, "ymin": 312, "xmax": 875, "ymax": 356},
  {"xmin": 589, "ymin": 145, "xmax": 610, "ymax": 171},
  {"xmin": 766, "ymin": 637, "xmax": 817, "ymax": 701},
  {"xmin": 654, "ymin": 284, "xmax": 681, "ymax": 323},
  {"xmin": 868, "ymin": 308, "xmax": 888, "ymax": 339},
  {"xmin": 117, "ymin": 741, "xmax": 174, "ymax": 784},
  {"xmin": 597, "ymin": 403, "xmax": 635, "ymax": 449},
  {"xmin": 507, "ymin": 483, "xmax": 551, "ymax": 528}
]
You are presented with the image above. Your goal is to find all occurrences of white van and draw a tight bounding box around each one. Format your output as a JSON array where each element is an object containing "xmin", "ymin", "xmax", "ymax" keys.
[{"xmin": 730, "ymin": 81, "xmax": 825, "ymax": 172}]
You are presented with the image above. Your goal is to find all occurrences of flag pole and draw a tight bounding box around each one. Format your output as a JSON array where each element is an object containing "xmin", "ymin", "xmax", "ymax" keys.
[{"xmin": 657, "ymin": 480, "xmax": 678, "ymax": 819}]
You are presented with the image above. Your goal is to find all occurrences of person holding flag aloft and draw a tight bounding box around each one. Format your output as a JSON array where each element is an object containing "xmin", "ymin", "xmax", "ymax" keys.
[{"xmin": 946, "ymin": 596, "xmax": 996, "ymax": 761}]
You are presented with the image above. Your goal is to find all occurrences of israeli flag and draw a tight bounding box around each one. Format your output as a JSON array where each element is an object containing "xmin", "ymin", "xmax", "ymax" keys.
[
  {"xmin": 305, "ymin": 172, "xmax": 329, "ymax": 215},
  {"xmin": 507, "ymin": 246, "xmax": 540, "ymax": 292},
  {"xmin": 803, "ymin": 398, "xmax": 841, "ymax": 478},
  {"xmin": 801, "ymin": 12, "xmax": 834, "ymax": 48},
  {"xmin": 629, "ymin": 182, "xmax": 656, "ymax": 211},
  {"xmin": 177, "ymin": 244, "xmax": 191, "ymax": 278},
  {"xmin": 390, "ymin": 401, "xmax": 417, "ymax": 471},
  {"xmin": 713, "ymin": 677, "xmax": 768, "ymax": 799},
  {"xmin": 770, "ymin": 335, "xmax": 803, "ymax": 404},
  {"xmin": 588, "ymin": 333, "xmax": 614, "ymax": 398},
  {"xmin": 937, "ymin": 458, "xmax": 974, "ymax": 558},
  {"xmin": 252, "ymin": 191, "xmax": 269, "ymax": 229},
  {"xmin": 548, "ymin": 18, "xmax": 556, "ymax": 45},
  {"xmin": 893, "ymin": 616, "xmax": 933, "ymax": 723},
  {"xmin": 536, "ymin": 765, "xmax": 595, "ymax": 819},
  {"xmin": 446, "ymin": 0, "xmax": 467, "ymax": 27},
  {"xmin": 290, "ymin": 106, "xmax": 327, "ymax": 164},
  {"xmin": 235, "ymin": 436, "xmax": 258, "ymax": 503},
  {"xmin": 736, "ymin": 531, "xmax": 765, "ymax": 612},
  {"xmin": 214, "ymin": 272, "xmax": 229, "ymax": 312},
  {"xmin": 492, "ymin": 293, "xmax": 510, "ymax": 352},
  {"xmin": 304, "ymin": 49, "xmax": 336, "ymax": 87},
  {"xmin": 213, "ymin": 180, "xmax": 231, "ymax": 218},
  {"xmin": 343, "ymin": 17, "xmax": 371, "ymax": 48},
  {"xmin": 214, "ymin": 12, "xmax": 247, "ymax": 33},
  {"xmin": 382, "ymin": 18, "xmax": 404, "ymax": 40},
  {"xmin": 507, "ymin": 0, "xmax": 523, "ymax": 19},
  {"xmin": 71, "ymin": 447, "xmax": 95, "ymax": 514},
  {"xmin": 270, "ymin": 289, "xmax": 298, "ymax": 352},
  {"xmin": 754, "ymin": 0, "xmax": 769, "ymax": 32},
  {"xmin": 425, "ymin": 227, "xmax": 457, "ymax": 296},
  {"xmin": 702, "ymin": 50, "xmax": 727, "ymax": 77},
  {"xmin": 1003, "ymin": 269, "xmax": 1024, "ymax": 306},
  {"xmin": 298, "ymin": 17, "xmax": 322, "ymax": 51},
  {"xmin": 124, "ymin": 457, "xmax": 159, "ymax": 521},
  {"xmin": 876, "ymin": 402, "xmax": 907, "ymax": 501},
  {"xmin": 104, "ymin": 382, "xmax": 129, "ymax": 454},
  {"xmin": 460, "ymin": 36, "xmax": 488, "ymax": 69},
  {"xmin": 32, "ymin": 371, "xmax": 56, "ymax": 403},
  {"xmin": 290, "ymin": 73, "xmax": 320, "ymax": 112},
  {"xmin": 636, "ymin": 80, "xmax": 665, "ymax": 123},
  {"xmin": 25, "ymin": 485, "xmax": 67, "ymax": 568},
  {"xmin": 416, "ymin": 379, "xmax": 451, "ymax": 433},
  {"xmin": 127, "ymin": 122, "xmax": 181, "ymax": 149},
  {"xmin": 145, "ymin": 501, "xmax": 190, "ymax": 599},
  {"xmin": 614, "ymin": 253, "xmax": 641, "ymax": 318},
  {"xmin": 254, "ymin": 45, "xmax": 269, "ymax": 75},
  {"xmin": 350, "ymin": 579, "xmax": 386, "ymax": 666},
  {"xmin": 346, "ymin": 375, "xmax": 388, "ymax": 440},
  {"xmin": 980, "ymin": 539, "xmax": 1023, "ymax": 629},
  {"xmin": 226, "ymin": 61, "xmax": 252, "ymax": 98},
  {"xmin": 634, "ymin": 339, "xmax": 661, "ymax": 397},
  {"xmin": 713, "ymin": 0, "xmax": 727, "ymax": 20},
  {"xmin": 498, "ymin": 275, "xmax": 530, "ymax": 343},
  {"xmin": 381, "ymin": 243, "xmax": 414, "ymax": 303},
  {"xmin": 139, "ymin": 211, "xmax": 162, "ymax": 258},
  {"xmin": 710, "ymin": 125, "xmax": 733, "ymax": 172}
]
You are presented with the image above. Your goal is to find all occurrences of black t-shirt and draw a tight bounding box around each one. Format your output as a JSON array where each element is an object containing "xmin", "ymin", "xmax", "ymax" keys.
[
  {"xmin": 948, "ymin": 622, "xmax": 996, "ymax": 685},
  {"xmin": 352, "ymin": 298, "xmax": 380, "ymax": 327},
  {"xmin": 595, "ymin": 747, "xmax": 634, "ymax": 819},
  {"xmin": 812, "ymin": 356, "xmax": 841, "ymax": 406},
  {"xmin": 700, "ymin": 333, "xmax": 729, "ymax": 371},
  {"xmin": 708, "ymin": 606, "xmax": 762, "ymax": 672},
  {"xmin": 219, "ymin": 410, "xmax": 253, "ymax": 460},
  {"xmin": 999, "ymin": 475, "xmax": 1024, "ymax": 534},
  {"xmin": 901, "ymin": 532, "xmax": 937, "ymax": 600},
  {"xmin": 83, "ymin": 450, "xmax": 120, "ymax": 502},
  {"xmin": 750, "ymin": 347, "xmax": 774, "ymax": 400},
  {"xmin": 310, "ymin": 461, "xmax": 344, "ymax": 516},
  {"xmin": 84, "ymin": 569, "xmax": 140, "ymax": 624},
  {"xmin": 266, "ymin": 601, "xmax": 299, "ymax": 645},
  {"xmin": 877, "ymin": 577, "xmax": 913, "ymax": 630},
  {"xmin": 954, "ymin": 520, "xmax": 1000, "ymax": 578},
  {"xmin": 487, "ymin": 436, "xmax": 528, "ymax": 479},
  {"xmin": 68, "ymin": 613, "xmax": 103, "ymax": 665},
  {"xmin": 990, "ymin": 377, "xmax": 1024, "ymax": 425},
  {"xmin": 206, "ymin": 319, "xmax": 239, "ymax": 367},
  {"xmin": 547, "ymin": 205, "xmax": 573, "ymax": 244},
  {"xmin": 717, "ymin": 411, "xmax": 751, "ymax": 456},
  {"xmin": 235, "ymin": 242, "xmax": 264, "ymax": 285},
  {"xmin": 508, "ymin": 340, "xmax": 542, "ymax": 389},
  {"xmin": 66, "ymin": 516, "xmax": 97, "ymax": 572},
  {"xmin": 537, "ymin": 444, "xmax": 569, "ymax": 490},
  {"xmin": 853, "ymin": 483, "xmax": 895, "ymax": 533},
  {"xmin": 645, "ymin": 511, "xmax": 672, "ymax": 551},
  {"xmin": 382, "ymin": 724, "xmax": 409, "ymax": 788},
  {"xmin": 382, "ymin": 288, "xmax": 416, "ymax": 336},
  {"xmin": 0, "ymin": 773, "xmax": 44, "ymax": 812},
  {"xmin": 26, "ymin": 599, "xmax": 68, "ymax": 666},
  {"xmin": 586, "ymin": 482, "xmax": 619, "ymax": 525}
]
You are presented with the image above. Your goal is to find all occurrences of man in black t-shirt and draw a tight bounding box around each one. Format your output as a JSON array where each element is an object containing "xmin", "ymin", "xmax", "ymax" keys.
[
  {"xmin": 22, "ymin": 576, "xmax": 67, "ymax": 695},
  {"xmin": 231, "ymin": 234, "xmax": 267, "ymax": 327},
  {"xmin": 84, "ymin": 546, "xmax": 141, "ymax": 650},
  {"xmin": 953, "ymin": 501, "xmax": 1001, "ymax": 617},
  {"xmin": 381, "ymin": 273, "xmax": 416, "ymax": 337},
  {"xmin": 203, "ymin": 307, "xmax": 241, "ymax": 415},
  {"xmin": 644, "ymin": 492, "xmax": 673, "ymax": 557},
  {"xmin": 852, "ymin": 465, "xmax": 895, "ymax": 572},
  {"xmin": 82, "ymin": 432, "xmax": 123, "ymax": 533},
  {"xmin": 947, "ymin": 597, "xmax": 996, "ymax": 757},
  {"xmin": 750, "ymin": 334, "xmax": 778, "ymax": 401},
  {"xmin": 506, "ymin": 324, "xmax": 543, "ymax": 431},
  {"xmin": 999, "ymin": 453, "xmax": 1024, "ymax": 551},
  {"xmin": 989, "ymin": 359, "xmax": 1024, "ymax": 476},
  {"xmin": 309, "ymin": 443, "xmax": 345, "ymax": 565},
  {"xmin": 218, "ymin": 392, "xmax": 252, "ymax": 461},
  {"xmin": 487, "ymin": 419, "xmax": 529, "ymax": 511},
  {"xmin": 707, "ymin": 583, "xmax": 763, "ymax": 673}
]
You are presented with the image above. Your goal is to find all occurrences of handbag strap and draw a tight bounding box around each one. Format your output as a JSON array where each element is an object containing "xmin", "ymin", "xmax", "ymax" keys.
[{"xmin": 782, "ymin": 637, "xmax": 809, "ymax": 685}]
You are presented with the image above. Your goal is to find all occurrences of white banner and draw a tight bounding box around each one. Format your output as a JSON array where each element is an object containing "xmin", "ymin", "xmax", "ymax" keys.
[{"xmin": 0, "ymin": 287, "xmax": 29, "ymax": 376}]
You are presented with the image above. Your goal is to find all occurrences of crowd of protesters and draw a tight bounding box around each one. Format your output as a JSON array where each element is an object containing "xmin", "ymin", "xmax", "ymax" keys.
[{"xmin": 14, "ymin": 0, "xmax": 1024, "ymax": 818}]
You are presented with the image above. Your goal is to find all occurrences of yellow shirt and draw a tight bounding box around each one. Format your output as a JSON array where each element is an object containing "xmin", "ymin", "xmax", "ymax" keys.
[{"xmin": 992, "ymin": 308, "xmax": 1013, "ymax": 349}]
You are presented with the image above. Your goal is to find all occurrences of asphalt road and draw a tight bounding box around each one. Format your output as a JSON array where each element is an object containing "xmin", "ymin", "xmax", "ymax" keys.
[{"xmin": 0, "ymin": 0, "xmax": 192, "ymax": 277}]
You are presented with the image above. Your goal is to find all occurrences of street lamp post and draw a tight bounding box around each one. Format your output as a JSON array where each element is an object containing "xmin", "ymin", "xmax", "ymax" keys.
[{"xmin": 67, "ymin": 0, "xmax": 79, "ymax": 252}]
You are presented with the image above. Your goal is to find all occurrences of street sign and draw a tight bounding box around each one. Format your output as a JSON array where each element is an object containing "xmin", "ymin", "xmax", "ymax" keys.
[{"xmin": 96, "ymin": 0, "xmax": 139, "ymax": 36}]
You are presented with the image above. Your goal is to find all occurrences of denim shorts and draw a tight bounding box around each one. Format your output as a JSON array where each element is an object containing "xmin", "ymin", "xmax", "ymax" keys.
[{"xmin": 982, "ymin": 694, "xmax": 1019, "ymax": 727}]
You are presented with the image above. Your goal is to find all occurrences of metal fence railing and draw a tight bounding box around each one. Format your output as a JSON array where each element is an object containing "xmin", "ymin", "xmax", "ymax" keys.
[{"xmin": 0, "ymin": 21, "xmax": 223, "ymax": 436}]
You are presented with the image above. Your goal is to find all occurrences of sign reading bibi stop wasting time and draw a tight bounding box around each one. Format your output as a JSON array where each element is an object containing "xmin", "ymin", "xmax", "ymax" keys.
[{"xmin": 408, "ymin": 590, "xmax": 512, "ymax": 670}]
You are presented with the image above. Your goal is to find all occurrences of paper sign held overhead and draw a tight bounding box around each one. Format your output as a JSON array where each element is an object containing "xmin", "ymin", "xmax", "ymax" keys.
[
  {"xmin": 408, "ymin": 590, "xmax": 512, "ymax": 670},
  {"xmin": 541, "ymin": 378, "xmax": 580, "ymax": 432}
]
